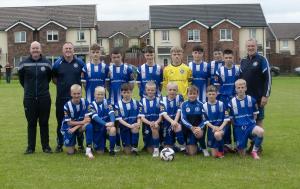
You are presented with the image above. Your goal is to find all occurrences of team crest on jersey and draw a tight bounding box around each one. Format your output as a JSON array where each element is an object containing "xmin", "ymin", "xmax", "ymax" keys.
[
  {"xmin": 180, "ymin": 69, "xmax": 185, "ymax": 74},
  {"xmin": 40, "ymin": 66, "xmax": 46, "ymax": 72},
  {"xmin": 252, "ymin": 62, "xmax": 258, "ymax": 67},
  {"xmin": 195, "ymin": 107, "xmax": 200, "ymax": 112},
  {"xmin": 74, "ymin": 63, "xmax": 79, "ymax": 68},
  {"xmin": 186, "ymin": 107, "xmax": 190, "ymax": 112}
]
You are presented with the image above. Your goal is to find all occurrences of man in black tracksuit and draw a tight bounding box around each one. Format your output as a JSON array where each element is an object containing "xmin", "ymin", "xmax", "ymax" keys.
[{"xmin": 18, "ymin": 41, "xmax": 52, "ymax": 154}]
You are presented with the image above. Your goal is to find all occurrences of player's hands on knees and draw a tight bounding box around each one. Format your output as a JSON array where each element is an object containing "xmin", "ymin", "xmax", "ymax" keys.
[
  {"xmin": 149, "ymin": 121, "xmax": 155, "ymax": 129},
  {"xmin": 105, "ymin": 122, "xmax": 114, "ymax": 127},
  {"xmin": 132, "ymin": 123, "xmax": 140, "ymax": 129},
  {"xmin": 68, "ymin": 127, "xmax": 77, "ymax": 134},
  {"xmin": 154, "ymin": 121, "xmax": 160, "ymax": 129},
  {"xmin": 83, "ymin": 117, "xmax": 91, "ymax": 124}
]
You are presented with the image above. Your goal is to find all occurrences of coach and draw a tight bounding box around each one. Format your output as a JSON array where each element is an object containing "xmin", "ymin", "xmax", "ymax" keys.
[
  {"xmin": 18, "ymin": 41, "xmax": 52, "ymax": 154},
  {"xmin": 239, "ymin": 38, "xmax": 271, "ymax": 127},
  {"xmin": 52, "ymin": 42, "xmax": 86, "ymax": 153}
]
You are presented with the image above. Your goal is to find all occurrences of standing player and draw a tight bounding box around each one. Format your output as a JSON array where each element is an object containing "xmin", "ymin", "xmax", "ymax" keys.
[
  {"xmin": 188, "ymin": 45, "xmax": 211, "ymax": 103},
  {"xmin": 214, "ymin": 49, "xmax": 239, "ymax": 151},
  {"xmin": 60, "ymin": 84, "xmax": 94, "ymax": 159},
  {"xmin": 115, "ymin": 83, "xmax": 141, "ymax": 155},
  {"xmin": 209, "ymin": 48, "xmax": 224, "ymax": 85},
  {"xmin": 83, "ymin": 43, "xmax": 109, "ymax": 103},
  {"xmin": 136, "ymin": 46, "xmax": 163, "ymax": 99},
  {"xmin": 181, "ymin": 85, "xmax": 209, "ymax": 156},
  {"xmin": 52, "ymin": 42, "xmax": 87, "ymax": 153},
  {"xmin": 88, "ymin": 86, "xmax": 116, "ymax": 156},
  {"xmin": 163, "ymin": 46, "xmax": 192, "ymax": 99},
  {"xmin": 160, "ymin": 82, "xmax": 185, "ymax": 151},
  {"xmin": 139, "ymin": 81, "xmax": 163, "ymax": 157},
  {"xmin": 228, "ymin": 79, "xmax": 264, "ymax": 160},
  {"xmin": 107, "ymin": 48, "xmax": 135, "ymax": 151},
  {"xmin": 202, "ymin": 85, "xmax": 230, "ymax": 158}
]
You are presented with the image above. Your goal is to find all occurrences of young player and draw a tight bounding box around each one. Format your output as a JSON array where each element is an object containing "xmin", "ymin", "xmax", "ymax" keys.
[
  {"xmin": 88, "ymin": 86, "xmax": 116, "ymax": 156},
  {"xmin": 136, "ymin": 46, "xmax": 163, "ymax": 99},
  {"xmin": 215, "ymin": 49, "xmax": 240, "ymax": 151},
  {"xmin": 209, "ymin": 48, "xmax": 224, "ymax": 85},
  {"xmin": 202, "ymin": 85, "xmax": 230, "ymax": 158},
  {"xmin": 60, "ymin": 84, "xmax": 94, "ymax": 159},
  {"xmin": 188, "ymin": 45, "xmax": 211, "ymax": 103},
  {"xmin": 83, "ymin": 43, "xmax": 109, "ymax": 103},
  {"xmin": 163, "ymin": 46, "xmax": 192, "ymax": 99},
  {"xmin": 160, "ymin": 82, "xmax": 185, "ymax": 150},
  {"xmin": 139, "ymin": 81, "xmax": 163, "ymax": 157},
  {"xmin": 107, "ymin": 48, "xmax": 135, "ymax": 151},
  {"xmin": 181, "ymin": 85, "xmax": 209, "ymax": 156},
  {"xmin": 115, "ymin": 83, "xmax": 141, "ymax": 155},
  {"xmin": 228, "ymin": 79, "xmax": 264, "ymax": 160}
]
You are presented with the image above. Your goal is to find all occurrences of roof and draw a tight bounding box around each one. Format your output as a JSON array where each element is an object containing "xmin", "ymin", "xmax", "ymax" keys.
[
  {"xmin": 97, "ymin": 20, "xmax": 149, "ymax": 38},
  {"xmin": 0, "ymin": 5, "xmax": 96, "ymax": 31},
  {"xmin": 150, "ymin": 4, "xmax": 267, "ymax": 29},
  {"xmin": 268, "ymin": 23, "xmax": 300, "ymax": 40}
]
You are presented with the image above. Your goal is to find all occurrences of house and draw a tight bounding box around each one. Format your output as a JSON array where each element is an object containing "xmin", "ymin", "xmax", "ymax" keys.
[
  {"xmin": 97, "ymin": 20, "xmax": 149, "ymax": 55},
  {"xmin": 0, "ymin": 5, "xmax": 97, "ymax": 69},
  {"xmin": 267, "ymin": 23, "xmax": 300, "ymax": 56},
  {"xmin": 149, "ymin": 4, "xmax": 268, "ymax": 65}
]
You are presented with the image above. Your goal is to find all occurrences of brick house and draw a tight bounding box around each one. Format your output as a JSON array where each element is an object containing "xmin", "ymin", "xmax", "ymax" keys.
[
  {"xmin": 149, "ymin": 4, "xmax": 268, "ymax": 65},
  {"xmin": 0, "ymin": 5, "xmax": 97, "ymax": 70},
  {"xmin": 97, "ymin": 20, "xmax": 149, "ymax": 55}
]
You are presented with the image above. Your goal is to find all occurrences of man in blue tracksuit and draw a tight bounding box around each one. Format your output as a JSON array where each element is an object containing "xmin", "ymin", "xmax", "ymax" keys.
[{"xmin": 18, "ymin": 41, "xmax": 52, "ymax": 154}]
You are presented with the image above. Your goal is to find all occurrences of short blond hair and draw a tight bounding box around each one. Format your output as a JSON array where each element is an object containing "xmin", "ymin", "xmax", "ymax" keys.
[
  {"xmin": 170, "ymin": 46, "xmax": 183, "ymax": 54},
  {"xmin": 70, "ymin": 84, "xmax": 81, "ymax": 92},
  {"xmin": 167, "ymin": 82, "xmax": 178, "ymax": 90},
  {"xmin": 145, "ymin": 81, "xmax": 156, "ymax": 89},
  {"xmin": 235, "ymin": 79, "xmax": 247, "ymax": 87},
  {"xmin": 95, "ymin": 86, "xmax": 105, "ymax": 94}
]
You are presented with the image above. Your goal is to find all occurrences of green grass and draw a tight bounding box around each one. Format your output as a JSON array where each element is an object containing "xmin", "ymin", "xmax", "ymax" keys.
[{"xmin": 0, "ymin": 77, "xmax": 300, "ymax": 189}]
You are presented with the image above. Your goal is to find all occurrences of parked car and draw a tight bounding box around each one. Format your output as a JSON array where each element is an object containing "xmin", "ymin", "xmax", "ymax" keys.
[
  {"xmin": 271, "ymin": 66, "xmax": 280, "ymax": 77},
  {"xmin": 294, "ymin": 67, "xmax": 300, "ymax": 75}
]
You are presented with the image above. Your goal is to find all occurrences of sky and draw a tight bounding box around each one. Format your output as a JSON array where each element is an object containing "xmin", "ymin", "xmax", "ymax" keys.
[{"xmin": 0, "ymin": 0, "xmax": 300, "ymax": 23}]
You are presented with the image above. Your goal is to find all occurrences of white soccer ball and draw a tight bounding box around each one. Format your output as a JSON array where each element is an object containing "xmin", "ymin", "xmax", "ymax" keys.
[{"xmin": 160, "ymin": 147, "xmax": 175, "ymax": 161}]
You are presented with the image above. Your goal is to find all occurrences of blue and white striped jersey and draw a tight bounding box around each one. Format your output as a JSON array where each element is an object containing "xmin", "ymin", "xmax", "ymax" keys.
[
  {"xmin": 115, "ymin": 99, "xmax": 140, "ymax": 124},
  {"xmin": 209, "ymin": 60, "xmax": 224, "ymax": 85},
  {"xmin": 63, "ymin": 98, "xmax": 90, "ymax": 123},
  {"xmin": 139, "ymin": 97, "xmax": 163, "ymax": 122},
  {"xmin": 88, "ymin": 99, "xmax": 115, "ymax": 123},
  {"xmin": 202, "ymin": 100, "xmax": 230, "ymax": 126},
  {"xmin": 215, "ymin": 65, "xmax": 240, "ymax": 98},
  {"xmin": 160, "ymin": 94, "xmax": 184, "ymax": 119}
]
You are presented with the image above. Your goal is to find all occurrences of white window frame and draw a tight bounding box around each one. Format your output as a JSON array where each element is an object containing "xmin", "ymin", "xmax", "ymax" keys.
[
  {"xmin": 14, "ymin": 31, "xmax": 26, "ymax": 43},
  {"xmin": 187, "ymin": 55, "xmax": 193, "ymax": 63},
  {"xmin": 77, "ymin": 30, "xmax": 85, "ymax": 41},
  {"xmin": 220, "ymin": 29, "xmax": 232, "ymax": 41},
  {"xmin": 162, "ymin": 30, "xmax": 170, "ymax": 42},
  {"xmin": 249, "ymin": 28, "xmax": 257, "ymax": 39},
  {"xmin": 187, "ymin": 29, "xmax": 200, "ymax": 42},
  {"xmin": 113, "ymin": 38, "xmax": 124, "ymax": 47},
  {"xmin": 266, "ymin": 41, "xmax": 271, "ymax": 49},
  {"xmin": 47, "ymin": 30, "xmax": 59, "ymax": 42},
  {"xmin": 282, "ymin": 40, "xmax": 289, "ymax": 48}
]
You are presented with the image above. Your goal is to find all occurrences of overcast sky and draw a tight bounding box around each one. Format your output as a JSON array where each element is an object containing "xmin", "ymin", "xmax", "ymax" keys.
[{"xmin": 0, "ymin": 0, "xmax": 300, "ymax": 23}]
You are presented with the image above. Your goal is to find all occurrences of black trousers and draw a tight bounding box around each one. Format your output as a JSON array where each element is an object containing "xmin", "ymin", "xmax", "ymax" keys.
[
  {"xmin": 23, "ymin": 96, "xmax": 51, "ymax": 150},
  {"xmin": 55, "ymin": 98, "xmax": 84, "ymax": 147}
]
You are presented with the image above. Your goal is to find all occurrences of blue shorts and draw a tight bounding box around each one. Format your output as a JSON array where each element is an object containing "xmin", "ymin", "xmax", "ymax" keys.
[
  {"xmin": 61, "ymin": 123, "xmax": 82, "ymax": 147},
  {"xmin": 93, "ymin": 125, "xmax": 107, "ymax": 151},
  {"xmin": 161, "ymin": 123, "xmax": 176, "ymax": 146},
  {"xmin": 119, "ymin": 124, "xmax": 133, "ymax": 147},
  {"xmin": 183, "ymin": 126, "xmax": 202, "ymax": 145},
  {"xmin": 207, "ymin": 127, "xmax": 225, "ymax": 148},
  {"xmin": 142, "ymin": 124, "xmax": 153, "ymax": 147},
  {"xmin": 234, "ymin": 125, "xmax": 255, "ymax": 150}
]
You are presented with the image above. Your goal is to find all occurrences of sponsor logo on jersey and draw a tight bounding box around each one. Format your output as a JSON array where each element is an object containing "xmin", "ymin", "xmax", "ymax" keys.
[
  {"xmin": 186, "ymin": 107, "xmax": 190, "ymax": 112},
  {"xmin": 195, "ymin": 107, "xmax": 200, "ymax": 112},
  {"xmin": 252, "ymin": 61, "xmax": 258, "ymax": 67},
  {"xmin": 74, "ymin": 63, "xmax": 78, "ymax": 68},
  {"xmin": 40, "ymin": 66, "xmax": 46, "ymax": 71},
  {"xmin": 180, "ymin": 69, "xmax": 185, "ymax": 74}
]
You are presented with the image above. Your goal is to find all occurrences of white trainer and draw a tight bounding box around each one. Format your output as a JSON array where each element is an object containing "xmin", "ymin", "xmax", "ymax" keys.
[
  {"xmin": 202, "ymin": 149, "xmax": 210, "ymax": 157},
  {"xmin": 152, "ymin": 148, "xmax": 159, "ymax": 157},
  {"xmin": 114, "ymin": 145, "xmax": 121, "ymax": 152},
  {"xmin": 85, "ymin": 148, "xmax": 94, "ymax": 159}
]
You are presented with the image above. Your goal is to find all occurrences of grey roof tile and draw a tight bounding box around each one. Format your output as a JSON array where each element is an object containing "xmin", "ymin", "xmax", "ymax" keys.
[{"xmin": 268, "ymin": 23, "xmax": 300, "ymax": 39}]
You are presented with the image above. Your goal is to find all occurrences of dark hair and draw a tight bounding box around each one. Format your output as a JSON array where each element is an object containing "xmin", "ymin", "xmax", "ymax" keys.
[
  {"xmin": 223, "ymin": 49, "xmax": 233, "ymax": 55},
  {"xmin": 187, "ymin": 85, "xmax": 199, "ymax": 94},
  {"xmin": 206, "ymin": 85, "xmax": 217, "ymax": 93},
  {"xmin": 121, "ymin": 83, "xmax": 133, "ymax": 91},
  {"xmin": 192, "ymin": 45, "xmax": 204, "ymax": 53},
  {"xmin": 90, "ymin": 43, "xmax": 101, "ymax": 51},
  {"xmin": 110, "ymin": 47, "xmax": 122, "ymax": 55},
  {"xmin": 213, "ymin": 48, "xmax": 222, "ymax": 52},
  {"xmin": 143, "ymin": 46, "xmax": 155, "ymax": 53}
]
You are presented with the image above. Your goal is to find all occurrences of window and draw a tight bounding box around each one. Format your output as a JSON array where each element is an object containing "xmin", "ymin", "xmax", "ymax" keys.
[
  {"xmin": 188, "ymin": 30, "xmax": 200, "ymax": 42},
  {"xmin": 162, "ymin": 30, "xmax": 169, "ymax": 41},
  {"xmin": 266, "ymin": 41, "xmax": 271, "ymax": 49},
  {"xmin": 249, "ymin": 29, "xmax": 256, "ymax": 39},
  {"xmin": 113, "ymin": 38, "xmax": 124, "ymax": 47},
  {"xmin": 220, "ymin": 29, "xmax": 232, "ymax": 41},
  {"xmin": 282, "ymin": 40, "xmax": 288, "ymax": 48},
  {"xmin": 13, "ymin": 56, "xmax": 27, "ymax": 67},
  {"xmin": 47, "ymin": 30, "xmax": 59, "ymax": 42},
  {"xmin": 46, "ymin": 56, "xmax": 60, "ymax": 64},
  {"xmin": 99, "ymin": 39, "xmax": 103, "ymax": 46},
  {"xmin": 14, "ymin": 31, "xmax": 26, "ymax": 43},
  {"xmin": 163, "ymin": 58, "xmax": 168, "ymax": 66},
  {"xmin": 77, "ymin": 31, "xmax": 85, "ymax": 41},
  {"xmin": 146, "ymin": 38, "xmax": 150, "ymax": 45}
]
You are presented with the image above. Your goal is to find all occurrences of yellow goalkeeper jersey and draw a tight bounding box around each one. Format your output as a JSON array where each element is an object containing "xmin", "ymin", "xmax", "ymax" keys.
[{"xmin": 163, "ymin": 63, "xmax": 192, "ymax": 98}]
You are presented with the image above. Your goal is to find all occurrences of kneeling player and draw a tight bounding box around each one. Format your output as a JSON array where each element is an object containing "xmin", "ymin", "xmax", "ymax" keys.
[
  {"xmin": 160, "ymin": 82, "xmax": 185, "ymax": 151},
  {"xmin": 115, "ymin": 83, "xmax": 141, "ymax": 155},
  {"xmin": 60, "ymin": 84, "xmax": 94, "ymax": 159},
  {"xmin": 88, "ymin": 86, "xmax": 116, "ymax": 156},
  {"xmin": 228, "ymin": 79, "xmax": 264, "ymax": 160},
  {"xmin": 202, "ymin": 85, "xmax": 230, "ymax": 158},
  {"xmin": 181, "ymin": 85, "xmax": 209, "ymax": 156},
  {"xmin": 139, "ymin": 81, "xmax": 163, "ymax": 157}
]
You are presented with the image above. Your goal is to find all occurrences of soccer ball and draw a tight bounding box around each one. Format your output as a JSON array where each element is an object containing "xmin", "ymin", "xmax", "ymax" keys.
[{"xmin": 160, "ymin": 147, "xmax": 175, "ymax": 161}]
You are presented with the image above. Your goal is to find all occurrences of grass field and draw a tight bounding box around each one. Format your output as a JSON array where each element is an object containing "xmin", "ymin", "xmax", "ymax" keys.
[{"xmin": 0, "ymin": 77, "xmax": 300, "ymax": 189}]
